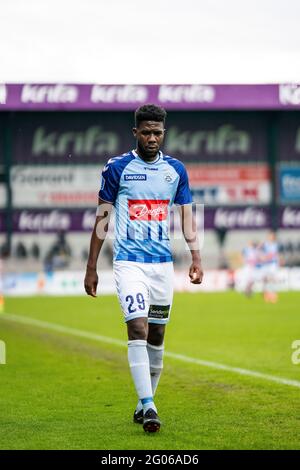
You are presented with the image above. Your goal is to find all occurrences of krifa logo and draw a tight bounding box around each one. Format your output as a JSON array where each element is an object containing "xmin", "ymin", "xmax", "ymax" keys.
[
  {"xmin": 0, "ymin": 340, "xmax": 6, "ymax": 364},
  {"xmin": 158, "ymin": 85, "xmax": 215, "ymax": 103},
  {"xmin": 291, "ymin": 340, "xmax": 300, "ymax": 365},
  {"xmin": 124, "ymin": 174, "xmax": 147, "ymax": 181},
  {"xmin": 21, "ymin": 84, "xmax": 79, "ymax": 103},
  {"xmin": 18, "ymin": 210, "xmax": 71, "ymax": 232},
  {"xmin": 128, "ymin": 199, "xmax": 169, "ymax": 221},
  {"xmin": 90, "ymin": 85, "xmax": 148, "ymax": 103}
]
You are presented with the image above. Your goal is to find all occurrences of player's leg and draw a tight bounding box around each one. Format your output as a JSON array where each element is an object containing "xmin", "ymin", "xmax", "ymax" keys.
[
  {"xmin": 113, "ymin": 261, "xmax": 158, "ymax": 430},
  {"xmin": 127, "ymin": 318, "xmax": 157, "ymax": 413},
  {"xmin": 139, "ymin": 262, "xmax": 173, "ymax": 430},
  {"xmin": 245, "ymin": 267, "xmax": 255, "ymax": 297},
  {"xmin": 147, "ymin": 323, "xmax": 165, "ymax": 346},
  {"xmin": 254, "ymin": 266, "xmax": 263, "ymax": 299},
  {"xmin": 147, "ymin": 324, "xmax": 165, "ymax": 396},
  {"xmin": 133, "ymin": 323, "xmax": 165, "ymax": 425},
  {"xmin": 264, "ymin": 265, "xmax": 278, "ymax": 303},
  {"xmin": 262, "ymin": 266, "xmax": 272, "ymax": 302}
]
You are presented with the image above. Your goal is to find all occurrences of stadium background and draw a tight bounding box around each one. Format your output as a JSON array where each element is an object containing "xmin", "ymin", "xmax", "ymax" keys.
[
  {"xmin": 1, "ymin": 83, "xmax": 300, "ymax": 295},
  {"xmin": 1, "ymin": 84, "xmax": 300, "ymax": 450}
]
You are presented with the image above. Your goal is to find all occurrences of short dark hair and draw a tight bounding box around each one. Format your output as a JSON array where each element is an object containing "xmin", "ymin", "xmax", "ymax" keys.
[{"xmin": 135, "ymin": 104, "xmax": 167, "ymax": 127}]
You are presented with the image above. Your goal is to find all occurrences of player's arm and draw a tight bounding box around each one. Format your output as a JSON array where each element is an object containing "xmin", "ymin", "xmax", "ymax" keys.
[
  {"xmin": 84, "ymin": 198, "xmax": 113, "ymax": 297},
  {"xmin": 178, "ymin": 204, "xmax": 203, "ymax": 285}
]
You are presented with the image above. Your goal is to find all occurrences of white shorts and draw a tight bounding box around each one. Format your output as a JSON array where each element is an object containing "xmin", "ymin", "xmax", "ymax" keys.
[{"xmin": 113, "ymin": 261, "xmax": 174, "ymax": 324}]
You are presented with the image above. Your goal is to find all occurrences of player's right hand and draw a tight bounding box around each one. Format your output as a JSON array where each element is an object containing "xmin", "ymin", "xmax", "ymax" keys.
[{"xmin": 84, "ymin": 267, "xmax": 98, "ymax": 297}]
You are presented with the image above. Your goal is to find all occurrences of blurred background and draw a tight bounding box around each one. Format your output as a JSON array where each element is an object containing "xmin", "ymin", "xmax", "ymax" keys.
[{"xmin": 1, "ymin": 0, "xmax": 300, "ymax": 296}]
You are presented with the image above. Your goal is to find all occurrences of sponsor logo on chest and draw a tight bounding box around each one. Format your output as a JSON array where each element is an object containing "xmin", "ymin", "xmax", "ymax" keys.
[
  {"xmin": 128, "ymin": 199, "xmax": 170, "ymax": 221},
  {"xmin": 124, "ymin": 174, "xmax": 147, "ymax": 181}
]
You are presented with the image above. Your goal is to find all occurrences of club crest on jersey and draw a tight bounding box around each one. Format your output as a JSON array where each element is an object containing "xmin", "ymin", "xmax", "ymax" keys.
[
  {"xmin": 128, "ymin": 199, "xmax": 170, "ymax": 221},
  {"xmin": 164, "ymin": 173, "xmax": 173, "ymax": 183},
  {"xmin": 124, "ymin": 174, "xmax": 147, "ymax": 181}
]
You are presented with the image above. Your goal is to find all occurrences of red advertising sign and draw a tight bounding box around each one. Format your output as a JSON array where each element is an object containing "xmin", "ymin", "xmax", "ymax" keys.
[
  {"xmin": 186, "ymin": 165, "xmax": 270, "ymax": 184},
  {"xmin": 187, "ymin": 165, "xmax": 271, "ymax": 205}
]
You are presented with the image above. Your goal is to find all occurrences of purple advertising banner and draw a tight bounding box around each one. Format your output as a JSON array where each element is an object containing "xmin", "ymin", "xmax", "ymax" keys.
[
  {"xmin": 1, "ymin": 84, "xmax": 300, "ymax": 110},
  {"xmin": 0, "ymin": 207, "xmax": 273, "ymax": 233},
  {"xmin": 205, "ymin": 207, "xmax": 271, "ymax": 230},
  {"xmin": 1, "ymin": 207, "xmax": 299, "ymax": 232},
  {"xmin": 0, "ymin": 210, "xmax": 95, "ymax": 233},
  {"xmin": 11, "ymin": 111, "xmax": 267, "ymax": 164}
]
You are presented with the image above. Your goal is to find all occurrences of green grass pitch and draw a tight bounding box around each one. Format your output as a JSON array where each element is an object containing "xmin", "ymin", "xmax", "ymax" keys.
[{"xmin": 0, "ymin": 292, "xmax": 300, "ymax": 450}]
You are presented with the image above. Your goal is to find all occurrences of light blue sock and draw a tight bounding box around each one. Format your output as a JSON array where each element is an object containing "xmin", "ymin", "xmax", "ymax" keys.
[
  {"xmin": 141, "ymin": 397, "xmax": 157, "ymax": 413},
  {"xmin": 128, "ymin": 340, "xmax": 156, "ymax": 413},
  {"xmin": 136, "ymin": 343, "xmax": 164, "ymax": 413}
]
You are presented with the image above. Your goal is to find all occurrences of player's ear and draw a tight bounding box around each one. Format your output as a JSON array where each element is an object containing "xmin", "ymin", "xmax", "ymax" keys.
[{"xmin": 132, "ymin": 127, "xmax": 137, "ymax": 138}]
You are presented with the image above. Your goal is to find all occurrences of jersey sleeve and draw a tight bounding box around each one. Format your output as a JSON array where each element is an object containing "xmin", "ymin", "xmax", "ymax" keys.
[
  {"xmin": 98, "ymin": 160, "xmax": 120, "ymax": 204},
  {"xmin": 174, "ymin": 163, "xmax": 193, "ymax": 205}
]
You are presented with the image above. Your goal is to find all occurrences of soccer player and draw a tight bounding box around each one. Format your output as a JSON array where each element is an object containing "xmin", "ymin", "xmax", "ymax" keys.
[
  {"xmin": 84, "ymin": 104, "xmax": 203, "ymax": 433},
  {"xmin": 260, "ymin": 231, "xmax": 280, "ymax": 303},
  {"xmin": 241, "ymin": 240, "xmax": 259, "ymax": 297}
]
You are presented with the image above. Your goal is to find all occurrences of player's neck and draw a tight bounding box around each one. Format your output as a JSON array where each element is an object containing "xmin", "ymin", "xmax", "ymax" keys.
[{"xmin": 135, "ymin": 148, "xmax": 159, "ymax": 163}]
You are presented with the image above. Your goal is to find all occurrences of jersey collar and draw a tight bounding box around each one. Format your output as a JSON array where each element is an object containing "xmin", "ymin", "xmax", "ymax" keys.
[{"xmin": 132, "ymin": 149, "xmax": 161, "ymax": 165}]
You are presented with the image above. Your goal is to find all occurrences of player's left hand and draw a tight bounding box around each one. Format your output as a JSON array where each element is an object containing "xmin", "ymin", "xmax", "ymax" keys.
[
  {"xmin": 84, "ymin": 266, "xmax": 98, "ymax": 297},
  {"xmin": 189, "ymin": 262, "xmax": 204, "ymax": 284}
]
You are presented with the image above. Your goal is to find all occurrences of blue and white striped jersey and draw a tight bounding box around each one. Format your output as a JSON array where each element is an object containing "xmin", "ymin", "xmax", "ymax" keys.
[
  {"xmin": 242, "ymin": 246, "xmax": 258, "ymax": 267},
  {"xmin": 261, "ymin": 241, "xmax": 279, "ymax": 266},
  {"xmin": 99, "ymin": 150, "xmax": 192, "ymax": 263}
]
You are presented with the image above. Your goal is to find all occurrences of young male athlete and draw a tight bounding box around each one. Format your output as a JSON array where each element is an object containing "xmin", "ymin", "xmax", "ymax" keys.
[
  {"xmin": 241, "ymin": 240, "xmax": 258, "ymax": 297},
  {"xmin": 84, "ymin": 104, "xmax": 203, "ymax": 433},
  {"xmin": 260, "ymin": 231, "xmax": 280, "ymax": 303}
]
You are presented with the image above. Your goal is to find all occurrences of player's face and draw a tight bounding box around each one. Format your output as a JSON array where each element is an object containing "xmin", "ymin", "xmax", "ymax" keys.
[{"xmin": 133, "ymin": 121, "xmax": 165, "ymax": 159}]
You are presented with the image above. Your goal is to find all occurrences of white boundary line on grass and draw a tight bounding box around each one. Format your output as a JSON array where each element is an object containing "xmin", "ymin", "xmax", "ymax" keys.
[{"xmin": 2, "ymin": 313, "xmax": 300, "ymax": 389}]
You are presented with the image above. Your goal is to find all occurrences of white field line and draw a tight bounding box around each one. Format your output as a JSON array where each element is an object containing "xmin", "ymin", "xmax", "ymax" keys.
[{"xmin": 2, "ymin": 313, "xmax": 300, "ymax": 389}]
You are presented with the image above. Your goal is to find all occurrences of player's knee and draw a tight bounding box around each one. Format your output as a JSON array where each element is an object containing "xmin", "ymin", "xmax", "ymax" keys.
[
  {"xmin": 148, "ymin": 324, "xmax": 165, "ymax": 346},
  {"xmin": 127, "ymin": 318, "xmax": 148, "ymax": 341}
]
